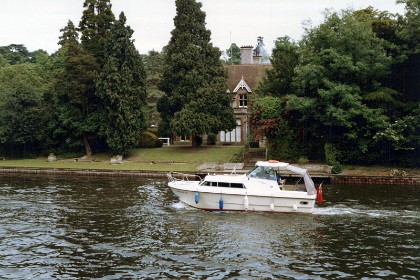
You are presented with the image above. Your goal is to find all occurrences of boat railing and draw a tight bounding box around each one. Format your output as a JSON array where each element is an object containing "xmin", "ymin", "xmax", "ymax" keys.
[{"xmin": 167, "ymin": 172, "xmax": 202, "ymax": 182}]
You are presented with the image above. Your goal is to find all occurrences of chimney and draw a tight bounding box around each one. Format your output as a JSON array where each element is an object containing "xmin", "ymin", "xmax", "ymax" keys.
[
  {"xmin": 240, "ymin": 46, "xmax": 253, "ymax": 64},
  {"xmin": 253, "ymin": 55, "xmax": 261, "ymax": 64}
]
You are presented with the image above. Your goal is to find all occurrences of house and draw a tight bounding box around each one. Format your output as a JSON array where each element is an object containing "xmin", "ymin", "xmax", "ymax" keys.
[
  {"xmin": 219, "ymin": 46, "xmax": 271, "ymax": 144},
  {"xmin": 173, "ymin": 44, "xmax": 271, "ymax": 145}
]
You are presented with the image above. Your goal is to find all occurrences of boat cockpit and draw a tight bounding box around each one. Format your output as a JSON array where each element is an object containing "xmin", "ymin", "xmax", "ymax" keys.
[{"xmin": 246, "ymin": 166, "xmax": 281, "ymax": 182}]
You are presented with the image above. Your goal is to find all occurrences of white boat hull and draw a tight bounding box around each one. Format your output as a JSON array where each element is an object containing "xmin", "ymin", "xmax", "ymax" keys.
[{"xmin": 169, "ymin": 181, "xmax": 316, "ymax": 213}]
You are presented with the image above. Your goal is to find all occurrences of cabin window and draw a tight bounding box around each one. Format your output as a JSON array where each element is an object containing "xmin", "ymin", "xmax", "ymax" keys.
[
  {"xmin": 218, "ymin": 182, "xmax": 230, "ymax": 188},
  {"xmin": 202, "ymin": 181, "xmax": 217, "ymax": 187},
  {"xmin": 230, "ymin": 183, "xmax": 245, "ymax": 188},
  {"xmin": 238, "ymin": 94, "xmax": 247, "ymax": 108},
  {"xmin": 201, "ymin": 181, "xmax": 245, "ymax": 188}
]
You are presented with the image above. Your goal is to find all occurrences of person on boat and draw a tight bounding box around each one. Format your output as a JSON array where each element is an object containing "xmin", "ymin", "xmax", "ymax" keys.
[{"xmin": 276, "ymin": 172, "xmax": 282, "ymax": 184}]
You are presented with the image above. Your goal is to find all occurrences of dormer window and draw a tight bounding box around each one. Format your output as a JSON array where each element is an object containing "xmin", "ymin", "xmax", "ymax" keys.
[
  {"xmin": 233, "ymin": 76, "xmax": 252, "ymax": 93},
  {"xmin": 239, "ymin": 94, "xmax": 247, "ymax": 108}
]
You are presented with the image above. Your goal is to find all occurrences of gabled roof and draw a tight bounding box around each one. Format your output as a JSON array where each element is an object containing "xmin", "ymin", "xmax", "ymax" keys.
[
  {"xmin": 233, "ymin": 76, "xmax": 252, "ymax": 93},
  {"xmin": 225, "ymin": 64, "xmax": 272, "ymax": 94}
]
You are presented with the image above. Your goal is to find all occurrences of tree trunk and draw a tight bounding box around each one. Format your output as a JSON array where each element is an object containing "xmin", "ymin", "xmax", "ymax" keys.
[
  {"xmin": 83, "ymin": 134, "xmax": 92, "ymax": 157},
  {"xmin": 192, "ymin": 134, "xmax": 197, "ymax": 148}
]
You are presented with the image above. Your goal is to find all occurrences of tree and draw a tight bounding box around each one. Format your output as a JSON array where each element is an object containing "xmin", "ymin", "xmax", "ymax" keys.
[
  {"xmin": 157, "ymin": 0, "xmax": 236, "ymax": 147},
  {"xmin": 0, "ymin": 63, "xmax": 47, "ymax": 157},
  {"xmin": 0, "ymin": 44, "xmax": 30, "ymax": 65},
  {"xmin": 79, "ymin": 0, "xmax": 115, "ymax": 67},
  {"xmin": 257, "ymin": 36, "xmax": 299, "ymax": 96},
  {"xmin": 96, "ymin": 12, "xmax": 147, "ymax": 156},
  {"xmin": 397, "ymin": 0, "xmax": 420, "ymax": 54},
  {"xmin": 291, "ymin": 9, "xmax": 393, "ymax": 162},
  {"xmin": 50, "ymin": 20, "xmax": 101, "ymax": 156},
  {"xmin": 143, "ymin": 50, "xmax": 165, "ymax": 127},
  {"xmin": 58, "ymin": 20, "xmax": 79, "ymax": 47},
  {"xmin": 224, "ymin": 43, "xmax": 241, "ymax": 64},
  {"xmin": 254, "ymin": 9, "xmax": 398, "ymax": 163}
]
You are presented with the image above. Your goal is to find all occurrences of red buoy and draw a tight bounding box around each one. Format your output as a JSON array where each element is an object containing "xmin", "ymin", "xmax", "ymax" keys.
[{"xmin": 317, "ymin": 183, "xmax": 323, "ymax": 205}]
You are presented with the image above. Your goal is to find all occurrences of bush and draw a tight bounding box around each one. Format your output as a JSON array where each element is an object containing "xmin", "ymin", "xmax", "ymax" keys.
[
  {"xmin": 207, "ymin": 133, "xmax": 216, "ymax": 145},
  {"xmin": 138, "ymin": 131, "xmax": 163, "ymax": 148},
  {"xmin": 331, "ymin": 161, "xmax": 342, "ymax": 174},
  {"xmin": 324, "ymin": 143, "xmax": 340, "ymax": 165},
  {"xmin": 298, "ymin": 156, "xmax": 309, "ymax": 164}
]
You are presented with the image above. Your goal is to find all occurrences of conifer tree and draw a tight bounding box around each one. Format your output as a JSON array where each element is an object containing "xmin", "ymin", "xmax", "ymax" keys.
[
  {"xmin": 79, "ymin": 0, "xmax": 115, "ymax": 67},
  {"xmin": 157, "ymin": 0, "xmax": 235, "ymax": 147},
  {"xmin": 58, "ymin": 20, "xmax": 79, "ymax": 47},
  {"xmin": 52, "ymin": 21, "xmax": 100, "ymax": 156},
  {"xmin": 96, "ymin": 12, "xmax": 147, "ymax": 156}
]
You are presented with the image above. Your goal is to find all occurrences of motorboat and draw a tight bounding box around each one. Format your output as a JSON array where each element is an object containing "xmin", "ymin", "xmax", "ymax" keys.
[{"xmin": 167, "ymin": 160, "xmax": 323, "ymax": 213}]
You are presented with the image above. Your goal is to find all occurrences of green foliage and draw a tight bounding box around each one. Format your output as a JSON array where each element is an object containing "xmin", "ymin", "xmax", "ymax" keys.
[
  {"xmin": 397, "ymin": 0, "xmax": 420, "ymax": 53},
  {"xmin": 207, "ymin": 133, "xmax": 216, "ymax": 145},
  {"xmin": 79, "ymin": 0, "xmax": 115, "ymax": 67},
  {"xmin": 96, "ymin": 12, "xmax": 147, "ymax": 156},
  {"xmin": 138, "ymin": 131, "xmax": 163, "ymax": 148},
  {"xmin": 50, "ymin": 40, "xmax": 100, "ymax": 156},
  {"xmin": 257, "ymin": 36, "xmax": 299, "ymax": 96},
  {"xmin": 287, "ymin": 9, "xmax": 395, "ymax": 161},
  {"xmin": 0, "ymin": 44, "xmax": 29, "ymax": 65},
  {"xmin": 143, "ymin": 50, "xmax": 165, "ymax": 126},
  {"xmin": 58, "ymin": 20, "xmax": 79, "ymax": 47},
  {"xmin": 250, "ymin": 96, "xmax": 285, "ymax": 140},
  {"xmin": 374, "ymin": 107, "xmax": 420, "ymax": 151},
  {"xmin": 157, "ymin": 0, "xmax": 236, "ymax": 147},
  {"xmin": 0, "ymin": 63, "xmax": 47, "ymax": 156},
  {"xmin": 224, "ymin": 43, "xmax": 241, "ymax": 64},
  {"xmin": 324, "ymin": 143, "xmax": 340, "ymax": 164},
  {"xmin": 266, "ymin": 136, "xmax": 301, "ymax": 161},
  {"xmin": 298, "ymin": 156, "xmax": 309, "ymax": 164},
  {"xmin": 331, "ymin": 162, "xmax": 343, "ymax": 174}
]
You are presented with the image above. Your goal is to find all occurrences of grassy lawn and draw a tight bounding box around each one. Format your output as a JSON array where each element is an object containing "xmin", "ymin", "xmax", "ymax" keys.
[{"xmin": 0, "ymin": 145, "xmax": 244, "ymax": 172}]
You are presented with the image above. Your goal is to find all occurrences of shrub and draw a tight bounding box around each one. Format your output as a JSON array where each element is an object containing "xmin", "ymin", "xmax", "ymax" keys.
[
  {"xmin": 298, "ymin": 156, "xmax": 309, "ymax": 164},
  {"xmin": 138, "ymin": 131, "xmax": 163, "ymax": 148},
  {"xmin": 207, "ymin": 133, "xmax": 216, "ymax": 145},
  {"xmin": 331, "ymin": 161, "xmax": 342, "ymax": 174},
  {"xmin": 324, "ymin": 143, "xmax": 340, "ymax": 165}
]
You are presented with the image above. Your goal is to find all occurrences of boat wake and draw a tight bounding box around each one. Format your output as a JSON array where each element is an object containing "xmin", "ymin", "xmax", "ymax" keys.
[
  {"xmin": 314, "ymin": 205, "xmax": 419, "ymax": 219},
  {"xmin": 171, "ymin": 202, "xmax": 195, "ymax": 210}
]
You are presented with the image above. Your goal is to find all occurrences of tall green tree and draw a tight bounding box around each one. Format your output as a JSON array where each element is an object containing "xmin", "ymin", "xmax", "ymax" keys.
[
  {"xmin": 58, "ymin": 20, "xmax": 79, "ymax": 47},
  {"xmin": 290, "ymin": 9, "xmax": 392, "ymax": 162},
  {"xmin": 96, "ymin": 12, "xmax": 147, "ymax": 156},
  {"xmin": 50, "ymin": 20, "xmax": 101, "ymax": 156},
  {"xmin": 257, "ymin": 36, "xmax": 299, "ymax": 96},
  {"xmin": 143, "ymin": 50, "xmax": 165, "ymax": 127},
  {"xmin": 397, "ymin": 0, "xmax": 420, "ymax": 53},
  {"xmin": 157, "ymin": 0, "xmax": 235, "ymax": 147},
  {"xmin": 79, "ymin": 0, "xmax": 115, "ymax": 67},
  {"xmin": 0, "ymin": 63, "xmax": 47, "ymax": 157}
]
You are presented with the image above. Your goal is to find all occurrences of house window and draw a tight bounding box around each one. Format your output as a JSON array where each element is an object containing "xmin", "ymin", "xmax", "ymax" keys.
[
  {"xmin": 239, "ymin": 94, "xmax": 247, "ymax": 108},
  {"xmin": 180, "ymin": 135, "xmax": 189, "ymax": 142},
  {"xmin": 220, "ymin": 119, "xmax": 242, "ymax": 143}
]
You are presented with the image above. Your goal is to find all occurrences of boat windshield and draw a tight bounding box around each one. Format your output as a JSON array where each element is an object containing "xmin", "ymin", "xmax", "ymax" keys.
[{"xmin": 246, "ymin": 166, "xmax": 277, "ymax": 181}]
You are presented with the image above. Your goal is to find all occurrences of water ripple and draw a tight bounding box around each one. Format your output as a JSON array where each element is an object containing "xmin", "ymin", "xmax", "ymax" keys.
[{"xmin": 0, "ymin": 175, "xmax": 418, "ymax": 279}]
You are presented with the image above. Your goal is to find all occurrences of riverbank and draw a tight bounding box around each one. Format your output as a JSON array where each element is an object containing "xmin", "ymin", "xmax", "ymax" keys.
[
  {"xmin": 0, "ymin": 146, "xmax": 418, "ymax": 185},
  {"xmin": 0, "ymin": 166, "xmax": 419, "ymax": 185}
]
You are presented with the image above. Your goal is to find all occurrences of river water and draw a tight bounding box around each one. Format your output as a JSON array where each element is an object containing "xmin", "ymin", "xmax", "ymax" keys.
[{"xmin": 0, "ymin": 174, "xmax": 418, "ymax": 279}]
